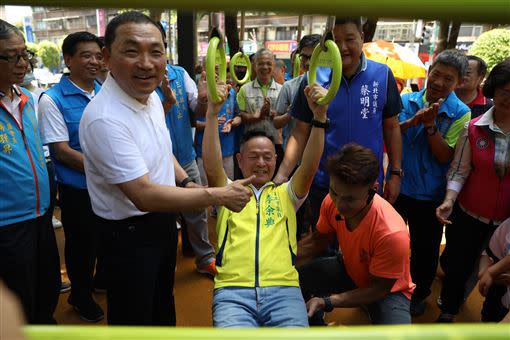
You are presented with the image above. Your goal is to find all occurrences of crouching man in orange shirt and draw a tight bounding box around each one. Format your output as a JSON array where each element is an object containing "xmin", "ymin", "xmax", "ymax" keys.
[{"xmin": 297, "ymin": 143, "xmax": 415, "ymax": 325}]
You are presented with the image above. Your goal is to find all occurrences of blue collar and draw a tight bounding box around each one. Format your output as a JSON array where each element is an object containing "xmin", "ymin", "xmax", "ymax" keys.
[
  {"xmin": 166, "ymin": 64, "xmax": 179, "ymax": 81},
  {"xmin": 408, "ymin": 89, "xmax": 461, "ymax": 119},
  {"xmin": 59, "ymin": 75, "xmax": 100, "ymax": 97},
  {"xmin": 359, "ymin": 53, "xmax": 368, "ymax": 73}
]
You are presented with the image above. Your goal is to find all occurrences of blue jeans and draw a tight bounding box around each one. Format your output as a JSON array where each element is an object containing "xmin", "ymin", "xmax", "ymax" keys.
[
  {"xmin": 212, "ymin": 286, "xmax": 309, "ymax": 327},
  {"xmin": 366, "ymin": 292, "xmax": 411, "ymax": 324}
]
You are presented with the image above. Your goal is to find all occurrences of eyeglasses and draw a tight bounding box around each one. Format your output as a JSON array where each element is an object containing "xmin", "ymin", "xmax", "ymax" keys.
[{"xmin": 0, "ymin": 50, "xmax": 35, "ymax": 64}]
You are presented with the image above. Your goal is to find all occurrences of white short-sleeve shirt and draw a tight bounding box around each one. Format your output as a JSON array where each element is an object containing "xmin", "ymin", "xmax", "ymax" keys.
[
  {"xmin": 182, "ymin": 69, "xmax": 198, "ymax": 112},
  {"xmin": 79, "ymin": 74, "xmax": 175, "ymax": 220},
  {"xmin": 39, "ymin": 79, "xmax": 95, "ymax": 145}
]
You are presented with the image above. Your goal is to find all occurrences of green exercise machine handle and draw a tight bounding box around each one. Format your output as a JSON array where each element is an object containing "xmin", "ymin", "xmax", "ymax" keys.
[
  {"xmin": 307, "ymin": 39, "xmax": 342, "ymax": 105},
  {"xmin": 206, "ymin": 36, "xmax": 227, "ymax": 103},
  {"xmin": 229, "ymin": 51, "xmax": 252, "ymax": 85},
  {"xmin": 293, "ymin": 52, "xmax": 301, "ymax": 78}
]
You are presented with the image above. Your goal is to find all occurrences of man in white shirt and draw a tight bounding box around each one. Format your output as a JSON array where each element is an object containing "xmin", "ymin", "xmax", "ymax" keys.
[
  {"xmin": 39, "ymin": 31, "xmax": 104, "ymax": 322},
  {"xmin": 79, "ymin": 11, "xmax": 252, "ymax": 326}
]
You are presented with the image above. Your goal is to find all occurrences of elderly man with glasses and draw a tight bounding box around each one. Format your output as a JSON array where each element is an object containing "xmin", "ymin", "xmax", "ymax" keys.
[{"xmin": 0, "ymin": 19, "xmax": 60, "ymax": 324}]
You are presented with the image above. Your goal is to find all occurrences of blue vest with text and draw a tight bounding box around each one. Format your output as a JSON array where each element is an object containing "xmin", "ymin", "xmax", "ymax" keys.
[
  {"xmin": 315, "ymin": 60, "xmax": 389, "ymax": 189},
  {"xmin": 156, "ymin": 65, "xmax": 196, "ymax": 166},
  {"xmin": 399, "ymin": 89, "xmax": 470, "ymax": 201},
  {"xmin": 0, "ymin": 88, "xmax": 50, "ymax": 226},
  {"xmin": 45, "ymin": 76, "xmax": 101, "ymax": 189}
]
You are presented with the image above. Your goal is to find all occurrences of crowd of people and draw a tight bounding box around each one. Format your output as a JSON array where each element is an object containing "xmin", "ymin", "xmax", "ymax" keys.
[{"xmin": 0, "ymin": 11, "xmax": 509, "ymax": 329}]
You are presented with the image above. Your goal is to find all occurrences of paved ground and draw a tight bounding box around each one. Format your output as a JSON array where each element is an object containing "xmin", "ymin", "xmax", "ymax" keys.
[{"xmin": 52, "ymin": 207, "xmax": 485, "ymax": 326}]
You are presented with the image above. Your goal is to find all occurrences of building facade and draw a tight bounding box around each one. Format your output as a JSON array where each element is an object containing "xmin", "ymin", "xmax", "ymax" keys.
[{"xmin": 31, "ymin": 7, "xmax": 118, "ymax": 43}]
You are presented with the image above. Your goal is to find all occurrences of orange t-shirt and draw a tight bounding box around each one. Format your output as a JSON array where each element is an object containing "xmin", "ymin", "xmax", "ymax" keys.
[{"xmin": 317, "ymin": 194, "xmax": 415, "ymax": 299}]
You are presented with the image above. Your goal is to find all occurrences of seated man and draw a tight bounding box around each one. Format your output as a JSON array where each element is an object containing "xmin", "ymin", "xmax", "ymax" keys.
[
  {"xmin": 298, "ymin": 143, "xmax": 415, "ymax": 325},
  {"xmin": 202, "ymin": 80, "xmax": 328, "ymax": 327}
]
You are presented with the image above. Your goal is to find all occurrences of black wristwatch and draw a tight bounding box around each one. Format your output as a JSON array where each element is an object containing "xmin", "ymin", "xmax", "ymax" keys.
[
  {"xmin": 179, "ymin": 176, "xmax": 195, "ymax": 188},
  {"xmin": 425, "ymin": 125, "xmax": 438, "ymax": 136},
  {"xmin": 389, "ymin": 168, "xmax": 404, "ymax": 178},
  {"xmin": 322, "ymin": 295, "xmax": 334, "ymax": 312},
  {"xmin": 310, "ymin": 118, "xmax": 330, "ymax": 129}
]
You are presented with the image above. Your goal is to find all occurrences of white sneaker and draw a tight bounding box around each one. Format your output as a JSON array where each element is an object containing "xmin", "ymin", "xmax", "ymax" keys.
[{"xmin": 52, "ymin": 217, "xmax": 63, "ymax": 229}]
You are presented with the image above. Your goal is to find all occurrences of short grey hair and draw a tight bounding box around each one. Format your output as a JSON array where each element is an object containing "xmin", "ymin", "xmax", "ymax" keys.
[
  {"xmin": 0, "ymin": 19, "xmax": 24, "ymax": 41},
  {"xmin": 431, "ymin": 49, "xmax": 469, "ymax": 78},
  {"xmin": 274, "ymin": 59, "xmax": 286, "ymax": 70},
  {"xmin": 255, "ymin": 48, "xmax": 274, "ymax": 63}
]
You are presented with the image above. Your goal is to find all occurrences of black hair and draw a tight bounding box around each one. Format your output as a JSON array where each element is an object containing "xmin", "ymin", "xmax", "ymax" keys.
[
  {"xmin": 98, "ymin": 36, "xmax": 105, "ymax": 49},
  {"xmin": 483, "ymin": 57, "xmax": 510, "ymax": 98},
  {"xmin": 327, "ymin": 143, "xmax": 379, "ymax": 186},
  {"xmin": 335, "ymin": 17, "xmax": 363, "ymax": 33},
  {"xmin": 467, "ymin": 55, "xmax": 488, "ymax": 77},
  {"xmin": 0, "ymin": 19, "xmax": 24, "ymax": 41},
  {"xmin": 297, "ymin": 34, "xmax": 321, "ymax": 53},
  {"xmin": 62, "ymin": 31, "xmax": 102, "ymax": 56},
  {"xmin": 430, "ymin": 49, "xmax": 468, "ymax": 78},
  {"xmin": 240, "ymin": 127, "xmax": 275, "ymax": 148},
  {"xmin": 104, "ymin": 11, "xmax": 165, "ymax": 50}
]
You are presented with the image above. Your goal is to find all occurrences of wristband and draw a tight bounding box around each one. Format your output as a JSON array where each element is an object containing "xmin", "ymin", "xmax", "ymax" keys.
[
  {"xmin": 323, "ymin": 295, "xmax": 334, "ymax": 312},
  {"xmin": 311, "ymin": 118, "xmax": 330, "ymax": 129},
  {"xmin": 389, "ymin": 168, "xmax": 404, "ymax": 177},
  {"xmin": 180, "ymin": 177, "xmax": 195, "ymax": 188}
]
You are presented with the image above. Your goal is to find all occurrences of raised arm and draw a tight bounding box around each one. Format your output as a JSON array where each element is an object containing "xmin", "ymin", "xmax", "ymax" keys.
[
  {"xmin": 202, "ymin": 80, "xmax": 230, "ymax": 187},
  {"xmin": 422, "ymin": 103, "xmax": 457, "ymax": 164},
  {"xmin": 290, "ymin": 83, "xmax": 327, "ymax": 198}
]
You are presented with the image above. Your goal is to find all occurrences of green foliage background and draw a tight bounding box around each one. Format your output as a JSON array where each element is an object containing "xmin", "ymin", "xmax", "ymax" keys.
[
  {"xmin": 469, "ymin": 29, "xmax": 510, "ymax": 72},
  {"xmin": 36, "ymin": 41, "xmax": 61, "ymax": 70}
]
